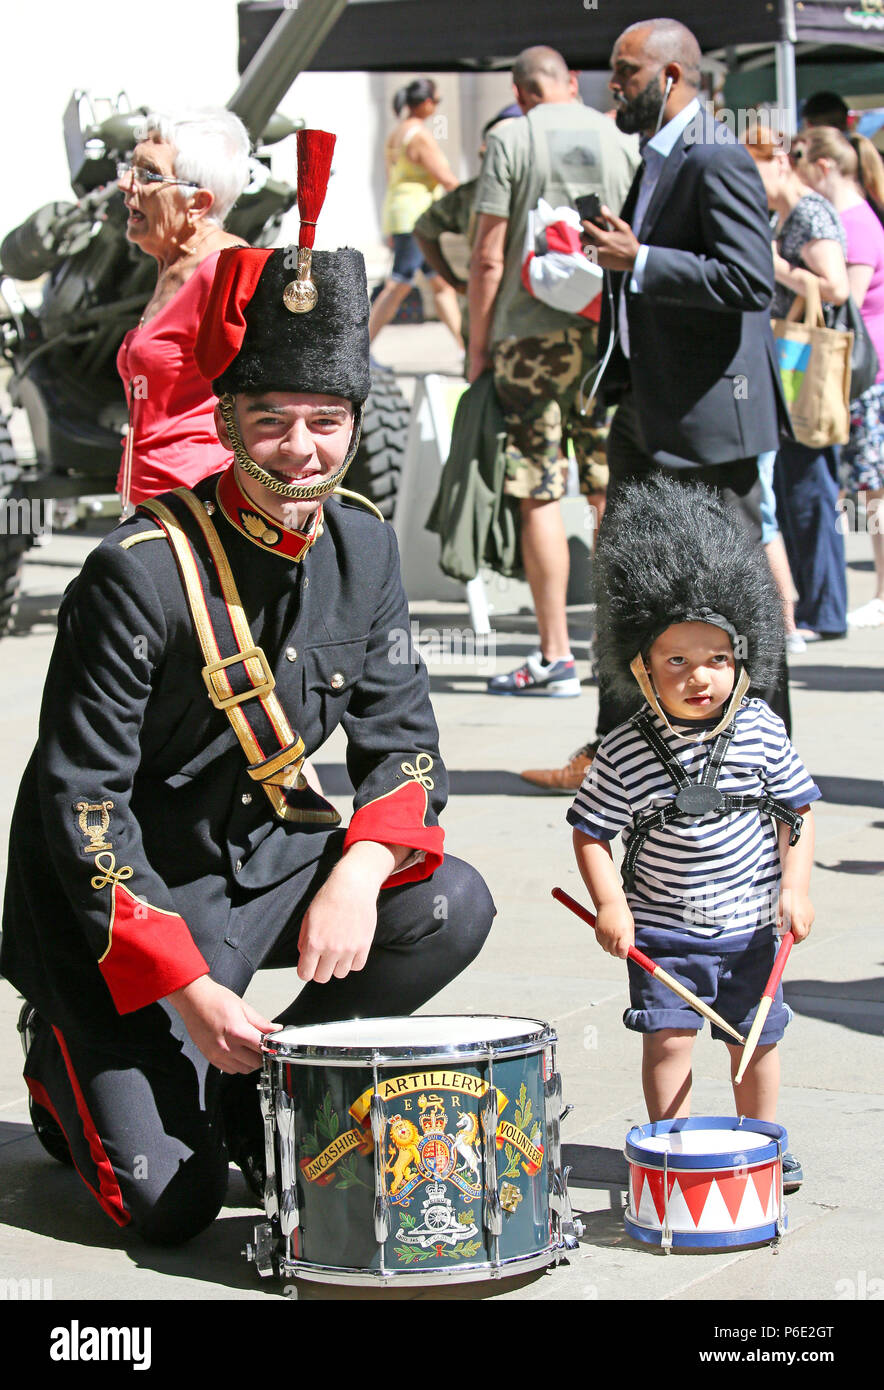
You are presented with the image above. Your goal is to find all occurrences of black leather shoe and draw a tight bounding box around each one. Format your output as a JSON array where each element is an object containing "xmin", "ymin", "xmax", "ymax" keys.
[{"xmin": 17, "ymin": 1002, "xmax": 73, "ymax": 1166}]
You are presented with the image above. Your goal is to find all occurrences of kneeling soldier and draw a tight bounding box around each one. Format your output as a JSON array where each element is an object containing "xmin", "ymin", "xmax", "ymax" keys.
[{"xmin": 2, "ymin": 134, "xmax": 494, "ymax": 1244}]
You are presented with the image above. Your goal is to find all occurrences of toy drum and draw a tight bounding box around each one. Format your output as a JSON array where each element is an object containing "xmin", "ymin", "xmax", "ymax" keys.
[
  {"xmin": 624, "ymin": 1117, "xmax": 788, "ymax": 1252},
  {"xmin": 243, "ymin": 1015, "xmax": 583, "ymax": 1287}
]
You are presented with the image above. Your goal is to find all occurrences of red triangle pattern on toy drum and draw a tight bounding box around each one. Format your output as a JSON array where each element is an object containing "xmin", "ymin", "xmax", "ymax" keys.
[
  {"xmin": 750, "ymin": 1161, "xmax": 775, "ymax": 1216},
  {"xmin": 717, "ymin": 1170, "xmax": 751, "ymax": 1224},
  {"xmin": 674, "ymin": 1170, "xmax": 716, "ymax": 1227},
  {"xmin": 631, "ymin": 1166, "xmax": 644, "ymax": 1214},
  {"xmin": 643, "ymin": 1167, "xmax": 668, "ymax": 1223}
]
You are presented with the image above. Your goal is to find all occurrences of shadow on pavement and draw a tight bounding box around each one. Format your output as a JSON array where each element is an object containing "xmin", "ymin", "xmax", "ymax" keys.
[
  {"xmin": 815, "ymin": 858, "xmax": 884, "ymax": 875},
  {"xmin": 785, "ymin": 976, "xmax": 884, "ymax": 1036},
  {"xmin": 789, "ymin": 665, "xmax": 884, "ymax": 694},
  {"xmin": 813, "ymin": 775, "xmax": 884, "ymax": 809},
  {"xmin": 0, "ymin": 1127, "xmax": 286, "ymax": 1295}
]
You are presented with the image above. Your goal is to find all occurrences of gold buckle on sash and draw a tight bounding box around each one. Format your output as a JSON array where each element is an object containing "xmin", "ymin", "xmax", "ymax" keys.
[{"xmin": 202, "ymin": 647, "xmax": 276, "ymax": 709}]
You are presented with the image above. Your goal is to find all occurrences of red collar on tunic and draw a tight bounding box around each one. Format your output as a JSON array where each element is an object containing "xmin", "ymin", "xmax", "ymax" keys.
[{"xmin": 216, "ymin": 465, "xmax": 323, "ymax": 561}]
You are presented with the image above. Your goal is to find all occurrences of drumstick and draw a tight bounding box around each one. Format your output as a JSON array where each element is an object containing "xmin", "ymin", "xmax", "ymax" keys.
[
  {"xmin": 734, "ymin": 932, "xmax": 795, "ymax": 1084},
  {"xmin": 551, "ymin": 887, "xmax": 746, "ymax": 1045}
]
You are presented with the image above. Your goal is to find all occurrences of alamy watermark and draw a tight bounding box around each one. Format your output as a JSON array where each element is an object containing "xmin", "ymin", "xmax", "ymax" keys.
[
  {"xmin": 686, "ymin": 103, "xmax": 796, "ymax": 152},
  {"xmin": 388, "ymin": 622, "xmax": 497, "ymax": 674},
  {"xmin": 0, "ymin": 498, "xmax": 53, "ymax": 540},
  {"xmin": 0, "ymin": 1277, "xmax": 53, "ymax": 1299}
]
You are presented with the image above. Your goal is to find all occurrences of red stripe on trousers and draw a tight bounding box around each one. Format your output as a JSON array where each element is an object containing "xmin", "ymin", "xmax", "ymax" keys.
[{"xmin": 50, "ymin": 1028, "xmax": 131, "ymax": 1227}]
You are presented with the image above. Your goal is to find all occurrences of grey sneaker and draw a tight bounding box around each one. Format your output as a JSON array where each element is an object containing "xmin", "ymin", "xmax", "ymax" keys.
[
  {"xmin": 487, "ymin": 650, "xmax": 580, "ymax": 697},
  {"xmin": 782, "ymin": 1150, "xmax": 803, "ymax": 1193}
]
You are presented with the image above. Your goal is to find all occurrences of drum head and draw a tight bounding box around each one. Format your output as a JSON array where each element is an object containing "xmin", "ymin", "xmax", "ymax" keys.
[
  {"xmin": 263, "ymin": 1014, "xmax": 553, "ymax": 1063},
  {"xmin": 625, "ymin": 1116, "xmax": 787, "ymax": 1169}
]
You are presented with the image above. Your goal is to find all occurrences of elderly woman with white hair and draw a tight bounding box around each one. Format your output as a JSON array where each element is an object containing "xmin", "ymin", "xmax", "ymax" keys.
[{"xmin": 115, "ymin": 109, "xmax": 250, "ymax": 507}]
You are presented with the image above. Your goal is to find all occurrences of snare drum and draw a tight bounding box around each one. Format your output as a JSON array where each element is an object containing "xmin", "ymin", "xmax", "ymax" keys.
[
  {"xmin": 244, "ymin": 1015, "xmax": 582, "ymax": 1287},
  {"xmin": 624, "ymin": 1116, "xmax": 788, "ymax": 1251}
]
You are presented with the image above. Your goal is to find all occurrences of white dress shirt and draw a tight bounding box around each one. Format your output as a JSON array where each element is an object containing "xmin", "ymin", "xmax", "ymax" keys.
[{"xmin": 619, "ymin": 97, "xmax": 701, "ymax": 359}]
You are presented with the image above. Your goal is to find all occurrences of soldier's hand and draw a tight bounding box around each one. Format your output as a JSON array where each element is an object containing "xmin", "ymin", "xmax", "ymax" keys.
[
  {"xmin": 167, "ymin": 976, "xmax": 280, "ymax": 1074},
  {"xmin": 297, "ymin": 845, "xmax": 390, "ymax": 984}
]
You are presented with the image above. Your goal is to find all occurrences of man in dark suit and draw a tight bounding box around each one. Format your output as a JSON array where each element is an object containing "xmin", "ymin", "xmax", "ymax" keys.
[
  {"xmin": 3, "ymin": 238, "xmax": 494, "ymax": 1243},
  {"xmin": 522, "ymin": 18, "xmax": 791, "ymax": 790}
]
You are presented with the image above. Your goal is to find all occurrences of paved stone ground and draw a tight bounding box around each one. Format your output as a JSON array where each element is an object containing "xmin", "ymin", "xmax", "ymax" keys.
[{"xmin": 0, "ymin": 329, "xmax": 881, "ymax": 1350}]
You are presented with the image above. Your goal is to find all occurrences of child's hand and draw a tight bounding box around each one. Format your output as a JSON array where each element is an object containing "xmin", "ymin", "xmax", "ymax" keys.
[
  {"xmin": 778, "ymin": 887, "xmax": 814, "ymax": 942},
  {"xmin": 595, "ymin": 901, "xmax": 635, "ymax": 959}
]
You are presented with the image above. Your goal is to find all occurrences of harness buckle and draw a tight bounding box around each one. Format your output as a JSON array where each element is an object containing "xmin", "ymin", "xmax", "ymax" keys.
[{"xmin": 202, "ymin": 647, "xmax": 276, "ymax": 709}]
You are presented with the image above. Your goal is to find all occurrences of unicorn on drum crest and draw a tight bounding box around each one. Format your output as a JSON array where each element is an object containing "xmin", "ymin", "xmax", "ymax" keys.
[{"xmin": 567, "ymin": 477, "xmax": 819, "ymax": 1193}]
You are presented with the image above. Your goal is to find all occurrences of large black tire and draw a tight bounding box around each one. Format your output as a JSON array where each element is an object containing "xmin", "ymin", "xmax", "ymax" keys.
[
  {"xmin": 0, "ymin": 415, "xmax": 34, "ymax": 636},
  {"xmin": 347, "ymin": 367, "xmax": 410, "ymax": 520}
]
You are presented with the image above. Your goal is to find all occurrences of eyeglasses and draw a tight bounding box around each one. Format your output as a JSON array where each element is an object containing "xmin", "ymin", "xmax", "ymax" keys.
[{"xmin": 116, "ymin": 161, "xmax": 200, "ymax": 188}]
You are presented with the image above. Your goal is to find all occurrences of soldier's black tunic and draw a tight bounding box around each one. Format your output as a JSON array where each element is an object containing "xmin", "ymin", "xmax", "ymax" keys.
[{"xmin": 2, "ymin": 469, "xmax": 493, "ymax": 1240}]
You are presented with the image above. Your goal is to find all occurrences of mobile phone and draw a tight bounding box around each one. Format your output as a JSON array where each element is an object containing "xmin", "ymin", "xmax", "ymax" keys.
[{"xmin": 575, "ymin": 192, "xmax": 607, "ymax": 228}]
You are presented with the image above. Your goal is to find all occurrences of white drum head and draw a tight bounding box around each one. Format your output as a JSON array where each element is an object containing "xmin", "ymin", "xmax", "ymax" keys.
[
  {"xmin": 264, "ymin": 1014, "xmax": 552, "ymax": 1062},
  {"xmin": 640, "ymin": 1128, "xmax": 772, "ymax": 1155}
]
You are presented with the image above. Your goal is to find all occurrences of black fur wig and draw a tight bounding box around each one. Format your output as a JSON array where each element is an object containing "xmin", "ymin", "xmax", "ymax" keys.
[
  {"xmin": 594, "ymin": 476, "xmax": 784, "ymax": 703},
  {"xmin": 213, "ymin": 248, "xmax": 371, "ymax": 404}
]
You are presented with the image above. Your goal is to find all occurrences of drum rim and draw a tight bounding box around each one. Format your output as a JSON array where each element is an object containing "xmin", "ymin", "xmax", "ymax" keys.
[
  {"xmin": 261, "ymin": 1013, "xmax": 557, "ymax": 1064},
  {"xmin": 623, "ymin": 1211, "xmax": 787, "ymax": 1249},
  {"xmin": 624, "ymin": 1116, "xmax": 787, "ymax": 1170},
  {"xmin": 277, "ymin": 1242, "xmax": 563, "ymax": 1287}
]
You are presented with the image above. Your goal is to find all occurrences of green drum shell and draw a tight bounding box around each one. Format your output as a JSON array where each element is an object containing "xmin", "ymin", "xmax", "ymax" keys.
[{"xmin": 264, "ymin": 1024, "xmax": 558, "ymax": 1282}]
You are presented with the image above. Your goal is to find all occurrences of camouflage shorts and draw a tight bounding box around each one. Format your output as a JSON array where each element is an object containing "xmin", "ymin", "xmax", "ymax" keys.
[{"xmin": 493, "ymin": 325, "xmax": 610, "ymax": 500}]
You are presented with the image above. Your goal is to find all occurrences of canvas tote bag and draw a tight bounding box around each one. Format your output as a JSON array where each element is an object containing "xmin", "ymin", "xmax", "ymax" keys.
[{"xmin": 772, "ymin": 277, "xmax": 852, "ymax": 448}]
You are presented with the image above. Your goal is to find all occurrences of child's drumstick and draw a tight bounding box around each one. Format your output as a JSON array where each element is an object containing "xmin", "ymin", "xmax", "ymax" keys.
[
  {"xmin": 734, "ymin": 932, "xmax": 795, "ymax": 1084},
  {"xmin": 551, "ymin": 887, "xmax": 746, "ymax": 1045}
]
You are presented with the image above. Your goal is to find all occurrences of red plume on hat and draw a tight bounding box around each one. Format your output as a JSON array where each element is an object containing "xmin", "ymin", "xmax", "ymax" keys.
[
  {"xmin": 295, "ymin": 128, "xmax": 335, "ymax": 250},
  {"xmin": 193, "ymin": 129, "xmax": 336, "ymax": 381}
]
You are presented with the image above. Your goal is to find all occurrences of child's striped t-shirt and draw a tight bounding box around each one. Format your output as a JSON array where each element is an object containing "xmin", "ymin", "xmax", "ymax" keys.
[{"xmin": 566, "ymin": 699, "xmax": 820, "ymax": 949}]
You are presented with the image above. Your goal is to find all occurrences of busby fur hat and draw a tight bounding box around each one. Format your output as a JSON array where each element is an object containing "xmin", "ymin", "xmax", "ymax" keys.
[
  {"xmin": 194, "ymin": 129, "xmax": 370, "ymax": 405},
  {"xmin": 594, "ymin": 476, "xmax": 784, "ymax": 704},
  {"xmin": 195, "ymin": 246, "xmax": 371, "ymax": 403}
]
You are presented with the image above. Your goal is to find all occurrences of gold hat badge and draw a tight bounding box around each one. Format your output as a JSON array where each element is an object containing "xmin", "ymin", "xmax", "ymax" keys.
[{"xmin": 283, "ymin": 128, "xmax": 336, "ymax": 315}]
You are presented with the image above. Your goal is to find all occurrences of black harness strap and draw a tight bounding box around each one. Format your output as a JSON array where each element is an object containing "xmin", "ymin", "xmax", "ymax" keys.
[{"xmin": 621, "ymin": 707, "xmax": 804, "ymax": 891}]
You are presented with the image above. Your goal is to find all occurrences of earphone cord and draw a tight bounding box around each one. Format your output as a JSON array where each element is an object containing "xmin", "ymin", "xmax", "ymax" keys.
[
  {"xmin": 578, "ymin": 75, "xmax": 673, "ymax": 418},
  {"xmin": 578, "ymin": 269, "xmax": 617, "ymax": 418}
]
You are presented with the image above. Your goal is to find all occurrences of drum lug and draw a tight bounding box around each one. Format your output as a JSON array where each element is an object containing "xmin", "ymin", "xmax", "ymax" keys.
[
  {"xmin": 661, "ymin": 1152, "xmax": 672, "ymax": 1253},
  {"xmin": 480, "ymin": 1088, "xmax": 503, "ymax": 1237},
  {"xmin": 259, "ymin": 1070, "xmax": 279, "ymax": 1223},
  {"xmin": 544, "ymin": 1074, "xmax": 582, "ymax": 1250},
  {"xmin": 276, "ymin": 1089, "xmax": 300, "ymax": 1240},
  {"xmin": 560, "ymin": 1165, "xmax": 585, "ymax": 1247},
  {"xmin": 369, "ymin": 1094, "xmax": 391, "ymax": 1243},
  {"xmin": 243, "ymin": 1221, "xmax": 277, "ymax": 1278}
]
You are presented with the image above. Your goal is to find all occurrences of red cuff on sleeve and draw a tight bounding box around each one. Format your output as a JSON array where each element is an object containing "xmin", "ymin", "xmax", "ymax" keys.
[
  {"xmin": 98, "ymin": 882, "xmax": 209, "ymax": 1015},
  {"xmin": 343, "ymin": 781, "xmax": 444, "ymax": 888}
]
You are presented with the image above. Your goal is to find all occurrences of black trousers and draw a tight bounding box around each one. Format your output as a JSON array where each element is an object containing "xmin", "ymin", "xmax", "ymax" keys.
[
  {"xmin": 594, "ymin": 393, "xmax": 791, "ymax": 739},
  {"xmin": 23, "ymin": 853, "xmax": 494, "ymax": 1245}
]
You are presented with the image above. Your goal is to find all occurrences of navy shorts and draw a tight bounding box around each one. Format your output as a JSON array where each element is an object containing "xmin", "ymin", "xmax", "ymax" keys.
[
  {"xmin": 391, "ymin": 232, "xmax": 430, "ymax": 284},
  {"xmin": 624, "ymin": 933, "xmax": 792, "ymax": 1045}
]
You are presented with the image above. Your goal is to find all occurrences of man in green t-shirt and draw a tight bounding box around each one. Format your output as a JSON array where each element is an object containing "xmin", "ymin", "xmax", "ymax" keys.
[{"xmin": 468, "ymin": 46, "xmax": 638, "ymax": 698}]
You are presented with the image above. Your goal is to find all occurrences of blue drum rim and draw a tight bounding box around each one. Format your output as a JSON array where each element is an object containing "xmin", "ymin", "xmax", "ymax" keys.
[
  {"xmin": 624, "ymin": 1116, "xmax": 788, "ymax": 1170},
  {"xmin": 624, "ymin": 1212, "xmax": 787, "ymax": 1249},
  {"xmin": 262, "ymin": 1014, "xmax": 556, "ymax": 1065}
]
